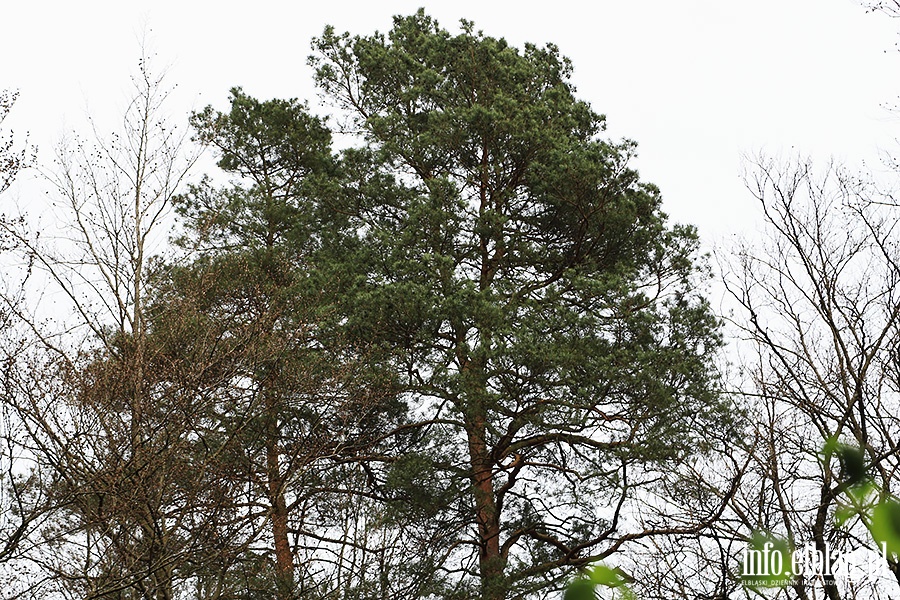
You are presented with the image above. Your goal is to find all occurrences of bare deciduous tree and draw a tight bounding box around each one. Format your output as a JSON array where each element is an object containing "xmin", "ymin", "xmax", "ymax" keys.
[
  {"xmin": 0, "ymin": 52, "xmax": 253, "ymax": 600},
  {"xmin": 861, "ymin": 0, "xmax": 900, "ymax": 17},
  {"xmin": 720, "ymin": 156, "xmax": 900, "ymax": 599},
  {"xmin": 0, "ymin": 90, "xmax": 28, "ymax": 197}
]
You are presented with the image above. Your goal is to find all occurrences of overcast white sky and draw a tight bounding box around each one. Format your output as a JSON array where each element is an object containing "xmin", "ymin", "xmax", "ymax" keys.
[{"xmin": 2, "ymin": 0, "xmax": 899, "ymax": 246}]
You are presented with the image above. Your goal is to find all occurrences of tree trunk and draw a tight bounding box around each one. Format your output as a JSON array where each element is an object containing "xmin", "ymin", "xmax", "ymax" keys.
[
  {"xmin": 467, "ymin": 412, "xmax": 505, "ymax": 600},
  {"xmin": 267, "ymin": 432, "xmax": 295, "ymax": 599},
  {"xmin": 812, "ymin": 488, "xmax": 842, "ymax": 600}
]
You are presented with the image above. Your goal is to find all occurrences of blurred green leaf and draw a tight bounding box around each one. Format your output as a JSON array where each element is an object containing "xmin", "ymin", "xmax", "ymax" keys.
[
  {"xmin": 837, "ymin": 445, "xmax": 867, "ymax": 486},
  {"xmin": 869, "ymin": 499, "xmax": 900, "ymax": 557},
  {"xmin": 823, "ymin": 437, "xmax": 868, "ymax": 488},
  {"xmin": 848, "ymin": 480, "xmax": 876, "ymax": 504},
  {"xmin": 564, "ymin": 578, "xmax": 595, "ymax": 600},
  {"xmin": 566, "ymin": 564, "xmax": 636, "ymax": 599},
  {"xmin": 835, "ymin": 505, "xmax": 857, "ymax": 527},
  {"xmin": 590, "ymin": 564, "xmax": 625, "ymax": 587},
  {"xmin": 823, "ymin": 436, "xmax": 840, "ymax": 457}
]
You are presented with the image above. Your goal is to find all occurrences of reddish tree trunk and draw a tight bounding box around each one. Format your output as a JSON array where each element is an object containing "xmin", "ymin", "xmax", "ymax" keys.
[
  {"xmin": 267, "ymin": 435, "xmax": 295, "ymax": 598},
  {"xmin": 467, "ymin": 414, "xmax": 505, "ymax": 600}
]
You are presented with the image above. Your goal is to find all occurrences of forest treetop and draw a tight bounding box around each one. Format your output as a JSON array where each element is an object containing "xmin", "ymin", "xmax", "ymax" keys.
[{"xmin": 9, "ymin": 6, "xmax": 900, "ymax": 600}]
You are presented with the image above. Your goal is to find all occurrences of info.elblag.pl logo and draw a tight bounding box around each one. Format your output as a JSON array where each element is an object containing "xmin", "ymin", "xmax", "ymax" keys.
[{"xmin": 742, "ymin": 540, "xmax": 892, "ymax": 588}]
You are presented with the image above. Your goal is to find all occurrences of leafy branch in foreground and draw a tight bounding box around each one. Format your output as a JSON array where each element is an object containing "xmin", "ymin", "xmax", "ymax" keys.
[{"xmin": 564, "ymin": 564, "xmax": 635, "ymax": 600}]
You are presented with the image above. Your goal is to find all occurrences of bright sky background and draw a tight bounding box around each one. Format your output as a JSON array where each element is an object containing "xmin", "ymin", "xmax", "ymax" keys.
[{"xmin": 2, "ymin": 0, "xmax": 899, "ymax": 248}]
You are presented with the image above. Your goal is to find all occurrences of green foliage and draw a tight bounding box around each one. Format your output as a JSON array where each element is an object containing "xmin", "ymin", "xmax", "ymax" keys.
[
  {"xmin": 191, "ymin": 87, "xmax": 333, "ymax": 184},
  {"xmin": 98, "ymin": 10, "xmax": 730, "ymax": 599},
  {"xmin": 564, "ymin": 565, "xmax": 636, "ymax": 600},
  {"xmin": 311, "ymin": 9, "xmax": 725, "ymax": 598},
  {"xmin": 823, "ymin": 436, "xmax": 868, "ymax": 488},
  {"xmin": 0, "ymin": 9, "xmax": 753, "ymax": 600},
  {"xmin": 160, "ymin": 86, "xmax": 402, "ymax": 600},
  {"xmin": 823, "ymin": 438, "xmax": 900, "ymax": 559},
  {"xmin": 563, "ymin": 578, "xmax": 595, "ymax": 600},
  {"xmin": 383, "ymin": 451, "xmax": 460, "ymax": 521},
  {"xmin": 870, "ymin": 500, "xmax": 900, "ymax": 557}
]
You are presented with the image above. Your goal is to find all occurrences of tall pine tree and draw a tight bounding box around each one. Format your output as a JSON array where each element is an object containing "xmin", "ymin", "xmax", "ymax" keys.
[{"xmin": 311, "ymin": 11, "xmax": 726, "ymax": 599}]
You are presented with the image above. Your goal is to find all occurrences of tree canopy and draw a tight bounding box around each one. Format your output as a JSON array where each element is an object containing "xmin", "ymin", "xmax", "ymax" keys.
[
  {"xmin": 0, "ymin": 11, "xmax": 733, "ymax": 600},
  {"xmin": 306, "ymin": 11, "xmax": 727, "ymax": 599}
]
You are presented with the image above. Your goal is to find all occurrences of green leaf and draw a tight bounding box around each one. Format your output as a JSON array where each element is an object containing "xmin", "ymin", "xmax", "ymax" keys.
[
  {"xmin": 564, "ymin": 578, "xmax": 595, "ymax": 600},
  {"xmin": 590, "ymin": 564, "xmax": 625, "ymax": 587},
  {"xmin": 823, "ymin": 437, "xmax": 868, "ymax": 488},
  {"xmin": 822, "ymin": 435, "xmax": 840, "ymax": 457},
  {"xmin": 869, "ymin": 498, "xmax": 900, "ymax": 557},
  {"xmin": 837, "ymin": 445, "xmax": 867, "ymax": 486},
  {"xmin": 835, "ymin": 505, "xmax": 857, "ymax": 527},
  {"xmin": 848, "ymin": 480, "xmax": 876, "ymax": 504}
]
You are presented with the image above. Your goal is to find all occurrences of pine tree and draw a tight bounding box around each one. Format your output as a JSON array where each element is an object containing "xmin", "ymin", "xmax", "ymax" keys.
[{"xmin": 311, "ymin": 11, "xmax": 726, "ymax": 599}]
